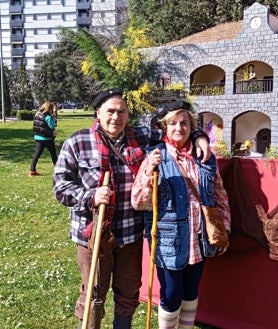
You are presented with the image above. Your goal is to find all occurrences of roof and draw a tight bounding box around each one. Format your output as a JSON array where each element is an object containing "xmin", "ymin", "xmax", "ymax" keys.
[{"xmin": 165, "ymin": 21, "xmax": 243, "ymax": 46}]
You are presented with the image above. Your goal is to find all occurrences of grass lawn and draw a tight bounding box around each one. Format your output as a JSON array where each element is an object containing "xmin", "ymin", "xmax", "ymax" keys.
[{"xmin": 0, "ymin": 112, "xmax": 215, "ymax": 329}]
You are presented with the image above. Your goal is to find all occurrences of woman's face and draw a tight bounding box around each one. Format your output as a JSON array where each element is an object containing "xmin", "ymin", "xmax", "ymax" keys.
[{"xmin": 166, "ymin": 111, "xmax": 191, "ymax": 148}]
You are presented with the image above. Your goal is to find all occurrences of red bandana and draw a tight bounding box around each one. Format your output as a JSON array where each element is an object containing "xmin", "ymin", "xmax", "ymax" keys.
[{"xmin": 162, "ymin": 135, "xmax": 193, "ymax": 159}]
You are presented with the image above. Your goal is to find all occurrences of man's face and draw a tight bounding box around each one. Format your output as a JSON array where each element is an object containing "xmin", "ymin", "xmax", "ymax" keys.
[{"xmin": 97, "ymin": 96, "xmax": 129, "ymax": 138}]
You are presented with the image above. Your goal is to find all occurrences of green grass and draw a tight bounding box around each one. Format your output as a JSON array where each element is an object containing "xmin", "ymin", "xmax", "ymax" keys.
[{"xmin": 0, "ymin": 113, "xmax": 214, "ymax": 329}]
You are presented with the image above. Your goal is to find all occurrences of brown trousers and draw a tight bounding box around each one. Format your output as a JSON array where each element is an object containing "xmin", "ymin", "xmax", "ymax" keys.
[{"xmin": 74, "ymin": 237, "xmax": 143, "ymax": 320}]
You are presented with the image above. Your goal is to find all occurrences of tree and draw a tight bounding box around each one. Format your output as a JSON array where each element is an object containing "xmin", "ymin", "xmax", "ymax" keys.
[
  {"xmin": 8, "ymin": 63, "xmax": 34, "ymax": 110},
  {"xmin": 61, "ymin": 20, "xmax": 157, "ymax": 115},
  {"xmin": 0, "ymin": 65, "xmax": 12, "ymax": 118},
  {"xmin": 128, "ymin": 0, "xmax": 217, "ymax": 44},
  {"xmin": 31, "ymin": 35, "xmax": 99, "ymax": 106},
  {"xmin": 128, "ymin": 0, "xmax": 278, "ymax": 45}
]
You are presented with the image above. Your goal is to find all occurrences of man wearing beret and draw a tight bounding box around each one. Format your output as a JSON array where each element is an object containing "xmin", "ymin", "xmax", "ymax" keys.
[{"xmin": 53, "ymin": 88, "xmax": 211, "ymax": 329}]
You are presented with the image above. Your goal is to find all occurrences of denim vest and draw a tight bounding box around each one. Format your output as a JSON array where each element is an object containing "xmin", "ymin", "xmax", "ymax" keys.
[{"xmin": 144, "ymin": 143, "xmax": 218, "ymax": 270}]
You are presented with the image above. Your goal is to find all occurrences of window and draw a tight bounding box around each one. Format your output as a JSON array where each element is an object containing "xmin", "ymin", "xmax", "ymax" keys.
[
  {"xmin": 11, "ymin": 14, "xmax": 22, "ymax": 21},
  {"xmin": 25, "ymin": 2, "xmax": 33, "ymax": 9},
  {"xmin": 49, "ymin": 0, "xmax": 61, "ymax": 4},
  {"xmin": 12, "ymin": 58, "xmax": 22, "ymax": 63},
  {"xmin": 35, "ymin": 43, "xmax": 49, "ymax": 50},
  {"xmin": 37, "ymin": 29, "xmax": 49, "ymax": 35},
  {"xmin": 50, "ymin": 28, "xmax": 60, "ymax": 35},
  {"xmin": 12, "ymin": 28, "xmax": 22, "ymax": 35},
  {"xmin": 34, "ymin": 13, "xmax": 48, "ymax": 20},
  {"xmin": 11, "ymin": 0, "xmax": 22, "ymax": 5},
  {"xmin": 50, "ymin": 13, "xmax": 62, "ymax": 20},
  {"xmin": 35, "ymin": 0, "xmax": 48, "ymax": 5},
  {"xmin": 12, "ymin": 44, "xmax": 23, "ymax": 49}
]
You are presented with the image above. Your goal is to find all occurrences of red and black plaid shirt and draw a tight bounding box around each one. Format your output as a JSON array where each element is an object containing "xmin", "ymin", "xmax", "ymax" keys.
[{"xmin": 53, "ymin": 124, "xmax": 161, "ymax": 247}]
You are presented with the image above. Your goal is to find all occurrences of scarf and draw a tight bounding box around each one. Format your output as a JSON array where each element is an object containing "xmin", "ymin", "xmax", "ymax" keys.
[
  {"xmin": 162, "ymin": 135, "xmax": 193, "ymax": 160},
  {"xmin": 84, "ymin": 121, "xmax": 145, "ymax": 237}
]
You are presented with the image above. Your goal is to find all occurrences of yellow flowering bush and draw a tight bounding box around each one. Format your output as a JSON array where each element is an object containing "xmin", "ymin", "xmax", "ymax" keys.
[
  {"xmin": 265, "ymin": 145, "xmax": 278, "ymax": 159},
  {"xmin": 125, "ymin": 82, "xmax": 155, "ymax": 113},
  {"xmin": 238, "ymin": 66, "xmax": 250, "ymax": 80},
  {"xmin": 123, "ymin": 23, "xmax": 154, "ymax": 48},
  {"xmin": 165, "ymin": 82, "xmax": 185, "ymax": 90},
  {"xmin": 243, "ymin": 140, "xmax": 252, "ymax": 149},
  {"xmin": 214, "ymin": 141, "xmax": 231, "ymax": 158},
  {"xmin": 108, "ymin": 47, "xmax": 142, "ymax": 75}
]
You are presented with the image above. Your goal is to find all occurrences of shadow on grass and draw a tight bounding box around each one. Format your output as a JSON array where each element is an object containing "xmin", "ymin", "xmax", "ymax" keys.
[
  {"xmin": 0, "ymin": 128, "xmax": 34, "ymax": 162},
  {"xmin": 0, "ymin": 128, "xmax": 65, "ymax": 163}
]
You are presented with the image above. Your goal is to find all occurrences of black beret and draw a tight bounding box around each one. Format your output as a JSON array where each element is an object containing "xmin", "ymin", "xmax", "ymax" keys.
[
  {"xmin": 156, "ymin": 100, "xmax": 192, "ymax": 120},
  {"xmin": 93, "ymin": 88, "xmax": 123, "ymax": 109}
]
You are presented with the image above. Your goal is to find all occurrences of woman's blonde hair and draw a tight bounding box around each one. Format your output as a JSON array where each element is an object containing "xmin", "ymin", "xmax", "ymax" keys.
[
  {"xmin": 39, "ymin": 102, "xmax": 55, "ymax": 114},
  {"xmin": 158, "ymin": 109, "xmax": 198, "ymax": 132}
]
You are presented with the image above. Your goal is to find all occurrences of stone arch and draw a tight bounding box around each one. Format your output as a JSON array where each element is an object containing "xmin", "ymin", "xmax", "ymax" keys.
[
  {"xmin": 190, "ymin": 64, "xmax": 225, "ymax": 96},
  {"xmin": 231, "ymin": 110, "xmax": 271, "ymax": 154},
  {"xmin": 198, "ymin": 111, "xmax": 224, "ymax": 153},
  {"xmin": 234, "ymin": 60, "xmax": 273, "ymax": 94},
  {"xmin": 188, "ymin": 60, "xmax": 226, "ymax": 75},
  {"xmin": 232, "ymin": 107, "xmax": 270, "ymax": 118}
]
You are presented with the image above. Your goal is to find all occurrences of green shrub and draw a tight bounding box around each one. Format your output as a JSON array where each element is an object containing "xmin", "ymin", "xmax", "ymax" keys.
[
  {"xmin": 11, "ymin": 109, "xmax": 17, "ymax": 116},
  {"xmin": 16, "ymin": 110, "xmax": 34, "ymax": 120}
]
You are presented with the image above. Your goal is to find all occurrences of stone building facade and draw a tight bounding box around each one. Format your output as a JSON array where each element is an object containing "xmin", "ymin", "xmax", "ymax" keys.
[{"xmin": 146, "ymin": 2, "xmax": 278, "ymax": 155}]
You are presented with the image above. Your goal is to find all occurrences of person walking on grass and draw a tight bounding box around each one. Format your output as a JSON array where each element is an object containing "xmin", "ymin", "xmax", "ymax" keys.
[
  {"xmin": 52, "ymin": 88, "xmax": 211, "ymax": 329},
  {"xmin": 131, "ymin": 101, "xmax": 231, "ymax": 329},
  {"xmin": 29, "ymin": 101, "xmax": 58, "ymax": 176}
]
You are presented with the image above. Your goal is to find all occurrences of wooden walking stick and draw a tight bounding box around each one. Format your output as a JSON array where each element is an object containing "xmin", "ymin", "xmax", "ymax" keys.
[
  {"xmin": 146, "ymin": 168, "xmax": 159, "ymax": 329},
  {"xmin": 82, "ymin": 171, "xmax": 110, "ymax": 329}
]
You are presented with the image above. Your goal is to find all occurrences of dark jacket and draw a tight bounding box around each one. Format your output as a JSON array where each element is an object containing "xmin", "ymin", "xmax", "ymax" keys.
[{"xmin": 33, "ymin": 111, "xmax": 54, "ymax": 138}]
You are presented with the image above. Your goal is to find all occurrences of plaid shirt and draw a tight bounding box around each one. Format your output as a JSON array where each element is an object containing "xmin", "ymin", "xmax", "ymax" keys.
[
  {"xmin": 53, "ymin": 126, "xmax": 161, "ymax": 247},
  {"xmin": 131, "ymin": 142, "xmax": 231, "ymax": 264}
]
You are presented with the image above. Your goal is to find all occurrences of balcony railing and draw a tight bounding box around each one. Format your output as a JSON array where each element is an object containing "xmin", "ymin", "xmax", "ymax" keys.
[
  {"xmin": 234, "ymin": 78, "xmax": 273, "ymax": 94},
  {"xmin": 77, "ymin": 17, "xmax": 91, "ymax": 25},
  {"xmin": 11, "ymin": 34, "xmax": 24, "ymax": 42},
  {"xmin": 10, "ymin": 19, "xmax": 23, "ymax": 28},
  {"xmin": 189, "ymin": 79, "xmax": 273, "ymax": 96},
  {"xmin": 10, "ymin": 5, "xmax": 23, "ymax": 14},
  {"xmin": 11, "ymin": 48, "xmax": 24, "ymax": 56},
  {"xmin": 77, "ymin": 1, "xmax": 90, "ymax": 10},
  {"xmin": 190, "ymin": 83, "xmax": 225, "ymax": 96},
  {"xmin": 145, "ymin": 89, "xmax": 187, "ymax": 102}
]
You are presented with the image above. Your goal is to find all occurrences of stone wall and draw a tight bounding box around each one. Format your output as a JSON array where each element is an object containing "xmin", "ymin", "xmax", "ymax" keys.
[{"xmin": 145, "ymin": 2, "xmax": 278, "ymax": 152}]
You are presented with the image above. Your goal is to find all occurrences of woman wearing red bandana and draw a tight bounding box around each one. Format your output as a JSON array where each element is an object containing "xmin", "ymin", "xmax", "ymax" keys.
[
  {"xmin": 53, "ymin": 89, "xmax": 212, "ymax": 329},
  {"xmin": 131, "ymin": 101, "xmax": 231, "ymax": 329}
]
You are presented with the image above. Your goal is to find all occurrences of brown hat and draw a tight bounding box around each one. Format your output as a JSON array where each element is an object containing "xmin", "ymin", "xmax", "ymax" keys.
[{"xmin": 93, "ymin": 88, "xmax": 123, "ymax": 110}]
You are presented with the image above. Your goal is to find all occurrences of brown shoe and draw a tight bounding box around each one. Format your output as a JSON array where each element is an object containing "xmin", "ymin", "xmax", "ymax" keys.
[{"xmin": 28, "ymin": 171, "xmax": 42, "ymax": 176}]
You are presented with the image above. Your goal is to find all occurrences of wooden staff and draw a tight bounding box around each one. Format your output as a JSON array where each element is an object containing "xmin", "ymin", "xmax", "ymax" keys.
[
  {"xmin": 146, "ymin": 168, "xmax": 159, "ymax": 329},
  {"xmin": 82, "ymin": 171, "xmax": 110, "ymax": 329}
]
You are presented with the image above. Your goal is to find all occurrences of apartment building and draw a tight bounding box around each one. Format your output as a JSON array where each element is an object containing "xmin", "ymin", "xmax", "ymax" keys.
[{"xmin": 0, "ymin": 0, "xmax": 127, "ymax": 70}]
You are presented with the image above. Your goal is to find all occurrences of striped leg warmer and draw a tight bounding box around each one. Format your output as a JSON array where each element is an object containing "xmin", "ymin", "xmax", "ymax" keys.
[
  {"xmin": 158, "ymin": 304, "xmax": 180, "ymax": 329},
  {"xmin": 177, "ymin": 298, "xmax": 198, "ymax": 329}
]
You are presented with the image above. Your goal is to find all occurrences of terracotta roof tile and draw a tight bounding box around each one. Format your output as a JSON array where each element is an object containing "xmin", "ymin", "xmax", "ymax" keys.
[{"xmin": 165, "ymin": 21, "xmax": 243, "ymax": 46}]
